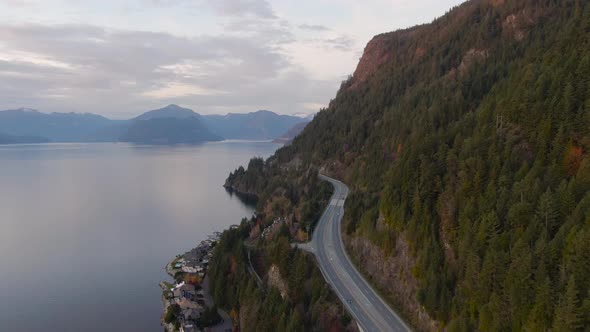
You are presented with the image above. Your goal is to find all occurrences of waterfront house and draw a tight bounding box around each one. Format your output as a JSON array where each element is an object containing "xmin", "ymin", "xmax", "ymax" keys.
[
  {"xmin": 172, "ymin": 282, "xmax": 196, "ymax": 300},
  {"xmin": 181, "ymin": 308, "xmax": 201, "ymax": 321},
  {"xmin": 182, "ymin": 266, "xmax": 199, "ymax": 274},
  {"xmin": 177, "ymin": 297, "xmax": 200, "ymax": 311},
  {"xmin": 180, "ymin": 324, "xmax": 196, "ymax": 332}
]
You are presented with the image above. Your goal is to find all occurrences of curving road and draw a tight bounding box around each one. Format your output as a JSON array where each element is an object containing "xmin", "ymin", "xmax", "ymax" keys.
[{"xmin": 305, "ymin": 174, "xmax": 411, "ymax": 332}]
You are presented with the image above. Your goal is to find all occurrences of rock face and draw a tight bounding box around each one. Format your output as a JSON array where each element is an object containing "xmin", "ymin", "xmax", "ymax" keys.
[
  {"xmin": 350, "ymin": 33, "xmax": 397, "ymax": 88},
  {"xmin": 350, "ymin": 26, "xmax": 426, "ymax": 89},
  {"xmin": 349, "ymin": 0, "xmax": 548, "ymax": 90},
  {"xmin": 346, "ymin": 216, "xmax": 441, "ymax": 332},
  {"xmin": 266, "ymin": 264, "xmax": 288, "ymax": 299}
]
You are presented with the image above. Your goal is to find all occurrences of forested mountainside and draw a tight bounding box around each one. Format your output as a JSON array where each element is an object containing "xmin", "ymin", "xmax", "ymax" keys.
[
  {"xmin": 213, "ymin": 169, "xmax": 358, "ymax": 331},
  {"xmin": 273, "ymin": 122, "xmax": 310, "ymax": 145},
  {"xmin": 224, "ymin": 0, "xmax": 590, "ymax": 331}
]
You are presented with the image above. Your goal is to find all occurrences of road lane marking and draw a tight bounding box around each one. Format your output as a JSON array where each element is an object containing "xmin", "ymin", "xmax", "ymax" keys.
[{"xmin": 313, "ymin": 176, "xmax": 411, "ymax": 331}]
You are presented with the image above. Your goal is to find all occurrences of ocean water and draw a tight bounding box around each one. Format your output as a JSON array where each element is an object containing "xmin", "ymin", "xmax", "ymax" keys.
[{"xmin": 0, "ymin": 141, "xmax": 279, "ymax": 332}]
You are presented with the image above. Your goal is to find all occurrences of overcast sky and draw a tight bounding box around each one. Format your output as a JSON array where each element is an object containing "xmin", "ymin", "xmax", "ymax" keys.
[{"xmin": 0, "ymin": 0, "xmax": 465, "ymax": 118}]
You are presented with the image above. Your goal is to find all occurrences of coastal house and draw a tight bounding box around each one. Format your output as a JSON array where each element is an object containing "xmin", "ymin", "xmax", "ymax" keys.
[
  {"xmin": 177, "ymin": 297, "xmax": 201, "ymax": 311},
  {"xmin": 182, "ymin": 266, "xmax": 199, "ymax": 273},
  {"xmin": 172, "ymin": 282, "xmax": 196, "ymax": 300},
  {"xmin": 181, "ymin": 308, "xmax": 201, "ymax": 321},
  {"xmin": 180, "ymin": 324, "xmax": 196, "ymax": 332}
]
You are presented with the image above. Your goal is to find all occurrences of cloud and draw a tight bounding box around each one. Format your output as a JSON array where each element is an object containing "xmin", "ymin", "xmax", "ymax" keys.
[
  {"xmin": 320, "ymin": 35, "xmax": 355, "ymax": 51},
  {"xmin": 142, "ymin": 0, "xmax": 276, "ymax": 19},
  {"xmin": 210, "ymin": 0, "xmax": 276, "ymax": 19},
  {"xmin": 0, "ymin": 22, "xmax": 336, "ymax": 118},
  {"xmin": 221, "ymin": 17, "xmax": 294, "ymax": 44},
  {"xmin": 298, "ymin": 24, "xmax": 330, "ymax": 32},
  {"xmin": 141, "ymin": 82, "xmax": 226, "ymax": 99},
  {"xmin": 0, "ymin": 0, "xmax": 33, "ymax": 7},
  {"xmin": 0, "ymin": 0, "xmax": 397, "ymax": 118}
]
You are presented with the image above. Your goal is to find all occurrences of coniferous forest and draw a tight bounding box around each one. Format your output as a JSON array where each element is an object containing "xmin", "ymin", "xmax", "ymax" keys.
[{"xmin": 215, "ymin": 0, "xmax": 590, "ymax": 331}]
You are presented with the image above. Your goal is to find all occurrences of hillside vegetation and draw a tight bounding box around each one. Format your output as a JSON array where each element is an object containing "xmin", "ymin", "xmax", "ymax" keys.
[
  {"xmin": 208, "ymin": 217, "xmax": 357, "ymax": 332},
  {"xmin": 224, "ymin": 0, "xmax": 590, "ymax": 331}
]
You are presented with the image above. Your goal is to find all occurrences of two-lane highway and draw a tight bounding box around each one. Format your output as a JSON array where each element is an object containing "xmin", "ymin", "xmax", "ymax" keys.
[{"xmin": 308, "ymin": 174, "xmax": 411, "ymax": 332}]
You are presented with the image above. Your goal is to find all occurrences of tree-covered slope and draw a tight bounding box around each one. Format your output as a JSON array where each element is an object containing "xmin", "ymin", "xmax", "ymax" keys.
[{"xmin": 226, "ymin": 0, "xmax": 590, "ymax": 330}]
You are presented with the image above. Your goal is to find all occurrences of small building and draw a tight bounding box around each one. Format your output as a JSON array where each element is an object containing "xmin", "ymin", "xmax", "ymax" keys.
[
  {"xmin": 177, "ymin": 297, "xmax": 200, "ymax": 310},
  {"xmin": 182, "ymin": 266, "xmax": 198, "ymax": 273},
  {"xmin": 180, "ymin": 324, "xmax": 196, "ymax": 332},
  {"xmin": 172, "ymin": 282, "xmax": 196, "ymax": 300},
  {"xmin": 181, "ymin": 308, "xmax": 200, "ymax": 321}
]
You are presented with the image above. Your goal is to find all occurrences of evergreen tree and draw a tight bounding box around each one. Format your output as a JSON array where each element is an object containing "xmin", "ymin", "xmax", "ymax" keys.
[{"xmin": 552, "ymin": 276, "xmax": 583, "ymax": 332}]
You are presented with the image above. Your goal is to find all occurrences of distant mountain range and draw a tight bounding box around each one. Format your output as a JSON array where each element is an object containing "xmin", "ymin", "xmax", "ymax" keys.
[
  {"xmin": 0, "ymin": 132, "xmax": 50, "ymax": 144},
  {"xmin": 0, "ymin": 108, "xmax": 119, "ymax": 142},
  {"xmin": 272, "ymin": 122, "xmax": 309, "ymax": 145},
  {"xmin": 202, "ymin": 110, "xmax": 308, "ymax": 140},
  {"xmin": 0, "ymin": 105, "xmax": 311, "ymax": 145},
  {"xmin": 121, "ymin": 105, "xmax": 222, "ymax": 145}
]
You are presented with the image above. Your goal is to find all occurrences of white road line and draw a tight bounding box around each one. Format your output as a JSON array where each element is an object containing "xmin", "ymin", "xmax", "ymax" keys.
[{"xmin": 310, "ymin": 174, "xmax": 412, "ymax": 332}]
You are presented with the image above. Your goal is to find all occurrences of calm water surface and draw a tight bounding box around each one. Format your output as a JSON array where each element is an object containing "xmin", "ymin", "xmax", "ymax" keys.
[{"xmin": 0, "ymin": 141, "xmax": 279, "ymax": 332}]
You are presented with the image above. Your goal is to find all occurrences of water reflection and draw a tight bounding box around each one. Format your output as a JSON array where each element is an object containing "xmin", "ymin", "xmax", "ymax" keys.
[{"xmin": 224, "ymin": 187, "xmax": 259, "ymax": 207}]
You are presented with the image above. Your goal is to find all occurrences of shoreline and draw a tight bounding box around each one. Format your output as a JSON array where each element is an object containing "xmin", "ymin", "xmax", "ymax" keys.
[{"xmin": 159, "ymin": 232, "xmax": 233, "ymax": 332}]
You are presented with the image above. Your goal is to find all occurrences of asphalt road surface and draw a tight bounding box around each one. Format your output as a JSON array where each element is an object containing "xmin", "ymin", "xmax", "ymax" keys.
[{"xmin": 307, "ymin": 174, "xmax": 411, "ymax": 332}]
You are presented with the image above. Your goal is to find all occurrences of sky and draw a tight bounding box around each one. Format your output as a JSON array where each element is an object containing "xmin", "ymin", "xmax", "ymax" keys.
[{"xmin": 0, "ymin": 0, "xmax": 466, "ymax": 119}]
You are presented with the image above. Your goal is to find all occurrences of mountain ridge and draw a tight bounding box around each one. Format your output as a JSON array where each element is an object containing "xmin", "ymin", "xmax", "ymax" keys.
[
  {"xmin": 0, "ymin": 106, "xmax": 308, "ymax": 143},
  {"xmin": 202, "ymin": 110, "xmax": 307, "ymax": 140}
]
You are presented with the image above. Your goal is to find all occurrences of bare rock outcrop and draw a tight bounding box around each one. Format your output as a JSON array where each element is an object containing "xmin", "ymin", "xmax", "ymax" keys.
[
  {"xmin": 266, "ymin": 264, "xmax": 288, "ymax": 299},
  {"xmin": 345, "ymin": 217, "xmax": 441, "ymax": 332}
]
